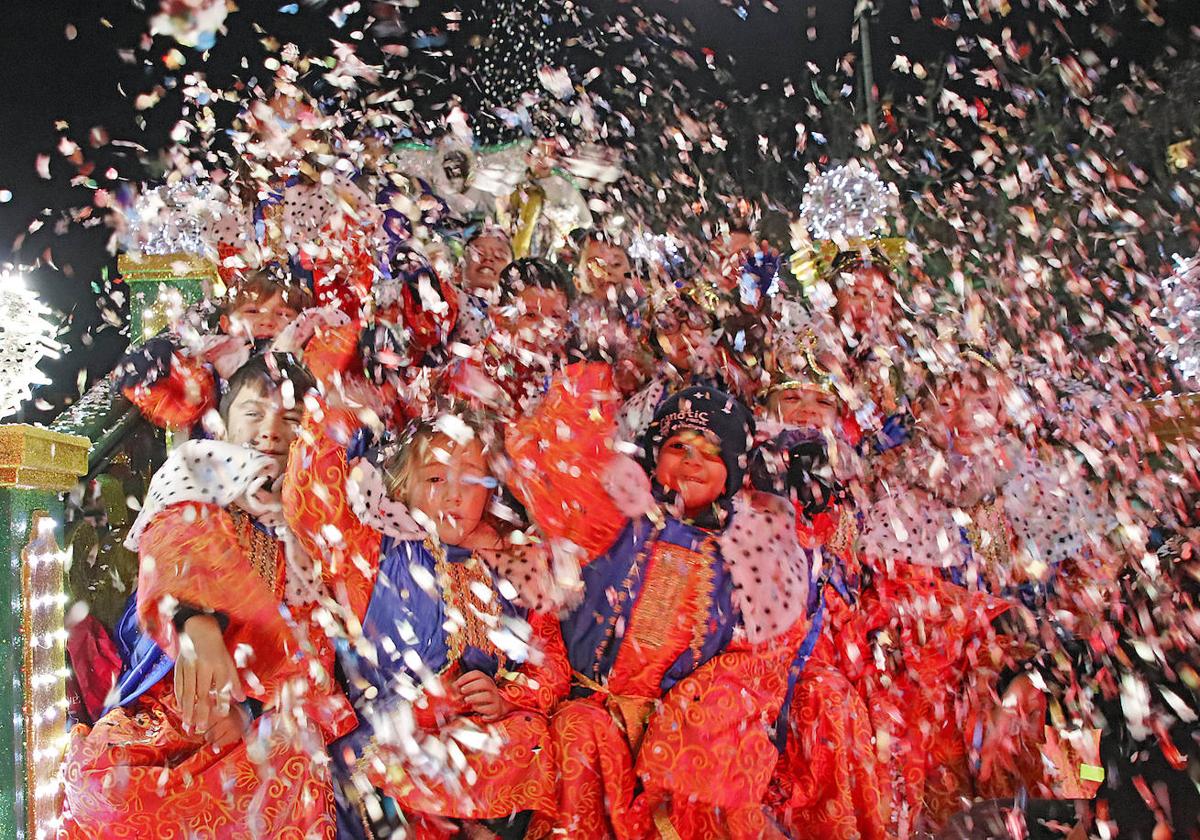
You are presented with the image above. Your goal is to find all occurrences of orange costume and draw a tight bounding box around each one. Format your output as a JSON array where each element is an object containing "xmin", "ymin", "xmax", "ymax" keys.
[
  {"xmin": 59, "ymin": 440, "xmax": 354, "ymax": 839},
  {"xmin": 282, "ymin": 403, "xmax": 569, "ymax": 838},
  {"xmin": 855, "ymin": 441, "xmax": 1106, "ymax": 832},
  {"xmin": 507, "ymin": 364, "xmax": 813, "ymax": 839},
  {"xmin": 769, "ymin": 502, "xmax": 892, "ymax": 840}
]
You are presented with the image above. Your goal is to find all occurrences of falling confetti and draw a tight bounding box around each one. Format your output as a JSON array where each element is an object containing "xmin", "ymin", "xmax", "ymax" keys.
[{"xmin": 6, "ymin": 1, "xmax": 1200, "ymax": 838}]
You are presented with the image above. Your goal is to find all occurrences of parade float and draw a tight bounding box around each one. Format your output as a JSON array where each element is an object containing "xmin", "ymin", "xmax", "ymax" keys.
[{"xmin": 0, "ymin": 1, "xmax": 1197, "ymax": 837}]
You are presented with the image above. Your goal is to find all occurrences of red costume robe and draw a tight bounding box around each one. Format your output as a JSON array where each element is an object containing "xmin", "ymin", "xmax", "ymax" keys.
[
  {"xmin": 507, "ymin": 363, "xmax": 813, "ymax": 840},
  {"xmin": 282, "ymin": 403, "xmax": 570, "ymax": 836},
  {"xmin": 769, "ymin": 503, "xmax": 891, "ymax": 840},
  {"xmin": 856, "ymin": 443, "xmax": 1106, "ymax": 832},
  {"xmin": 59, "ymin": 440, "xmax": 354, "ymax": 840}
]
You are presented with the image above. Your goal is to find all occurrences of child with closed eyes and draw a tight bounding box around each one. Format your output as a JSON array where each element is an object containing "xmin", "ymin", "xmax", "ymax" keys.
[{"xmin": 283, "ymin": 395, "xmax": 572, "ymax": 840}]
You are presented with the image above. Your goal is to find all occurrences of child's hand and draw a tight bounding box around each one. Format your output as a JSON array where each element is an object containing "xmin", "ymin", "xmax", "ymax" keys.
[
  {"xmin": 241, "ymin": 461, "xmax": 285, "ymax": 525},
  {"xmin": 201, "ymin": 334, "xmax": 253, "ymax": 380},
  {"xmin": 612, "ymin": 358, "xmax": 644, "ymax": 395},
  {"xmin": 272, "ymin": 305, "xmax": 351, "ymax": 354},
  {"xmin": 454, "ymin": 671, "xmax": 514, "ymax": 720},
  {"xmin": 202, "ymin": 704, "xmax": 251, "ymax": 750},
  {"xmin": 176, "ymin": 614, "xmax": 246, "ymax": 733}
]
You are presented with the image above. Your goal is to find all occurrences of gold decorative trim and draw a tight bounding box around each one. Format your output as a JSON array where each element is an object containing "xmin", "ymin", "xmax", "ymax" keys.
[
  {"xmin": 0, "ymin": 425, "xmax": 90, "ymax": 490},
  {"xmin": 118, "ymin": 252, "xmax": 218, "ymax": 282},
  {"xmin": 653, "ymin": 804, "xmax": 683, "ymax": 840},
  {"xmin": 1145, "ymin": 394, "xmax": 1200, "ymax": 442},
  {"xmin": 789, "ymin": 236, "xmax": 908, "ymax": 292}
]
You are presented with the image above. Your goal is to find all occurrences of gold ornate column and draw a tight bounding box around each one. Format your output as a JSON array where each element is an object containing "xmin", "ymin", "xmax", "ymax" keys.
[
  {"xmin": 0, "ymin": 424, "xmax": 89, "ymax": 840},
  {"xmin": 118, "ymin": 252, "xmax": 218, "ymax": 346}
]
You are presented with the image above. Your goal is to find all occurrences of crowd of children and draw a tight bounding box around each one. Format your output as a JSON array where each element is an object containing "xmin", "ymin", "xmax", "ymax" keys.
[{"xmin": 55, "ymin": 150, "xmax": 1157, "ymax": 840}]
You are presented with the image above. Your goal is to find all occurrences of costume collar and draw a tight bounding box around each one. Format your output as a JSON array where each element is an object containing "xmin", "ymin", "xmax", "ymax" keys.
[{"xmin": 125, "ymin": 439, "xmax": 278, "ymax": 551}]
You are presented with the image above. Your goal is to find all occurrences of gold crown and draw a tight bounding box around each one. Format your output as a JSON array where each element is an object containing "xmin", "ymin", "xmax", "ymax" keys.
[
  {"xmin": 763, "ymin": 328, "xmax": 836, "ymax": 398},
  {"xmin": 788, "ymin": 236, "xmax": 907, "ymax": 297}
]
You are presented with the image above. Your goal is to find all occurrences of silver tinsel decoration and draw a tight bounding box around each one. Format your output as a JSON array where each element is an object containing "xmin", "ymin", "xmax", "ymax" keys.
[
  {"xmin": 1158, "ymin": 254, "xmax": 1200, "ymax": 385},
  {"xmin": 123, "ymin": 181, "xmax": 223, "ymax": 256},
  {"xmin": 799, "ymin": 162, "xmax": 896, "ymax": 240},
  {"xmin": 0, "ymin": 271, "xmax": 60, "ymax": 418}
]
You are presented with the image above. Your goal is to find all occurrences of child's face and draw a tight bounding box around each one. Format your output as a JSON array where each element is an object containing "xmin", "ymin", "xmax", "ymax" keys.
[
  {"xmin": 920, "ymin": 372, "xmax": 1005, "ymax": 451},
  {"xmin": 579, "ymin": 239, "xmax": 632, "ymax": 298},
  {"xmin": 464, "ymin": 234, "xmax": 513, "ymax": 293},
  {"xmin": 407, "ymin": 436, "xmax": 492, "ymax": 546},
  {"xmin": 655, "ymin": 430, "xmax": 728, "ymax": 516},
  {"xmin": 224, "ymin": 291, "xmax": 300, "ymax": 340},
  {"xmin": 658, "ymin": 323, "xmax": 709, "ymax": 369},
  {"xmin": 769, "ymin": 387, "xmax": 839, "ymax": 431},
  {"xmin": 223, "ymin": 381, "xmax": 303, "ymax": 467},
  {"xmin": 654, "ymin": 305, "xmax": 711, "ymax": 369},
  {"xmin": 498, "ymin": 286, "xmax": 570, "ymax": 354},
  {"xmin": 835, "ymin": 265, "xmax": 894, "ymax": 339}
]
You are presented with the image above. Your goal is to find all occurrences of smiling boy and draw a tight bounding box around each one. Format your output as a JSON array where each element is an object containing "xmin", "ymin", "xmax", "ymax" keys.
[{"xmin": 60, "ymin": 353, "xmax": 353, "ymax": 839}]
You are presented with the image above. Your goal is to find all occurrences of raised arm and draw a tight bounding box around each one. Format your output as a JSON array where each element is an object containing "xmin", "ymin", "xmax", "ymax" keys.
[
  {"xmin": 283, "ymin": 397, "xmax": 384, "ymax": 620},
  {"xmin": 118, "ymin": 338, "xmax": 217, "ymax": 430},
  {"xmin": 505, "ymin": 361, "xmax": 633, "ymax": 564}
]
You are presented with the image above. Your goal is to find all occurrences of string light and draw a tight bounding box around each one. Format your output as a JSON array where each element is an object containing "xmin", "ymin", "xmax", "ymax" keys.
[
  {"xmin": 0, "ymin": 271, "xmax": 60, "ymax": 419},
  {"xmin": 21, "ymin": 514, "xmax": 70, "ymax": 840},
  {"xmin": 799, "ymin": 162, "xmax": 897, "ymax": 241}
]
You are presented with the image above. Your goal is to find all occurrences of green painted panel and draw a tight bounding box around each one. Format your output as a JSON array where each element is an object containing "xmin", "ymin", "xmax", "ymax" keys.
[{"xmin": 128, "ymin": 277, "xmax": 204, "ymax": 347}]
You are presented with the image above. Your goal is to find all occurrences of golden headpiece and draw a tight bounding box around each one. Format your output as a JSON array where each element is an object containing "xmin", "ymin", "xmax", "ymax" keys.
[
  {"xmin": 762, "ymin": 327, "xmax": 836, "ymax": 399},
  {"xmin": 788, "ymin": 236, "xmax": 908, "ymax": 299}
]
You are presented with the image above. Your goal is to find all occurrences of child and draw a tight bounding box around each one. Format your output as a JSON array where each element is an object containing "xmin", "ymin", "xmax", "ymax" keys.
[
  {"xmin": 449, "ymin": 257, "xmax": 575, "ymax": 415},
  {"xmin": 811, "ymin": 248, "xmax": 916, "ymax": 447},
  {"xmin": 857, "ymin": 349, "xmax": 1112, "ymax": 830},
  {"xmin": 282, "ymin": 397, "xmax": 571, "ymax": 839},
  {"xmin": 507, "ymin": 368, "xmax": 813, "ymax": 839},
  {"xmin": 60, "ymin": 353, "xmax": 353, "ymax": 839},
  {"xmin": 571, "ymin": 230, "xmax": 648, "ymax": 369},
  {"xmin": 574, "ymin": 229, "xmax": 636, "ymax": 303},
  {"xmin": 763, "ymin": 378, "xmax": 840, "ymax": 433},
  {"xmin": 752, "ymin": 380, "xmax": 891, "ymax": 840},
  {"xmin": 616, "ymin": 288, "xmax": 750, "ymax": 443},
  {"xmin": 117, "ymin": 264, "xmax": 312, "ymax": 431},
  {"xmin": 452, "ymin": 225, "xmax": 514, "ymax": 345}
]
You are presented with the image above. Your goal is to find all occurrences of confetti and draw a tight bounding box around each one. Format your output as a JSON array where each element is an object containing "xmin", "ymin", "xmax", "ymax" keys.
[{"xmin": 12, "ymin": 3, "xmax": 1200, "ymax": 839}]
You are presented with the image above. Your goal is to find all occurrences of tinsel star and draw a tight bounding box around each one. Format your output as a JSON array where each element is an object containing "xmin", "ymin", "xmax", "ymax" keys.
[
  {"xmin": 0, "ymin": 271, "xmax": 60, "ymax": 418},
  {"xmin": 123, "ymin": 182, "xmax": 222, "ymax": 256}
]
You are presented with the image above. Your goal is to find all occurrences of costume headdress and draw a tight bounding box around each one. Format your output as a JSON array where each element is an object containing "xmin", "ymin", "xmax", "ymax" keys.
[
  {"xmin": 644, "ymin": 281, "xmax": 716, "ymax": 335},
  {"xmin": 761, "ymin": 300, "xmax": 836, "ymax": 400},
  {"xmin": 789, "ymin": 162, "xmax": 906, "ymax": 298}
]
